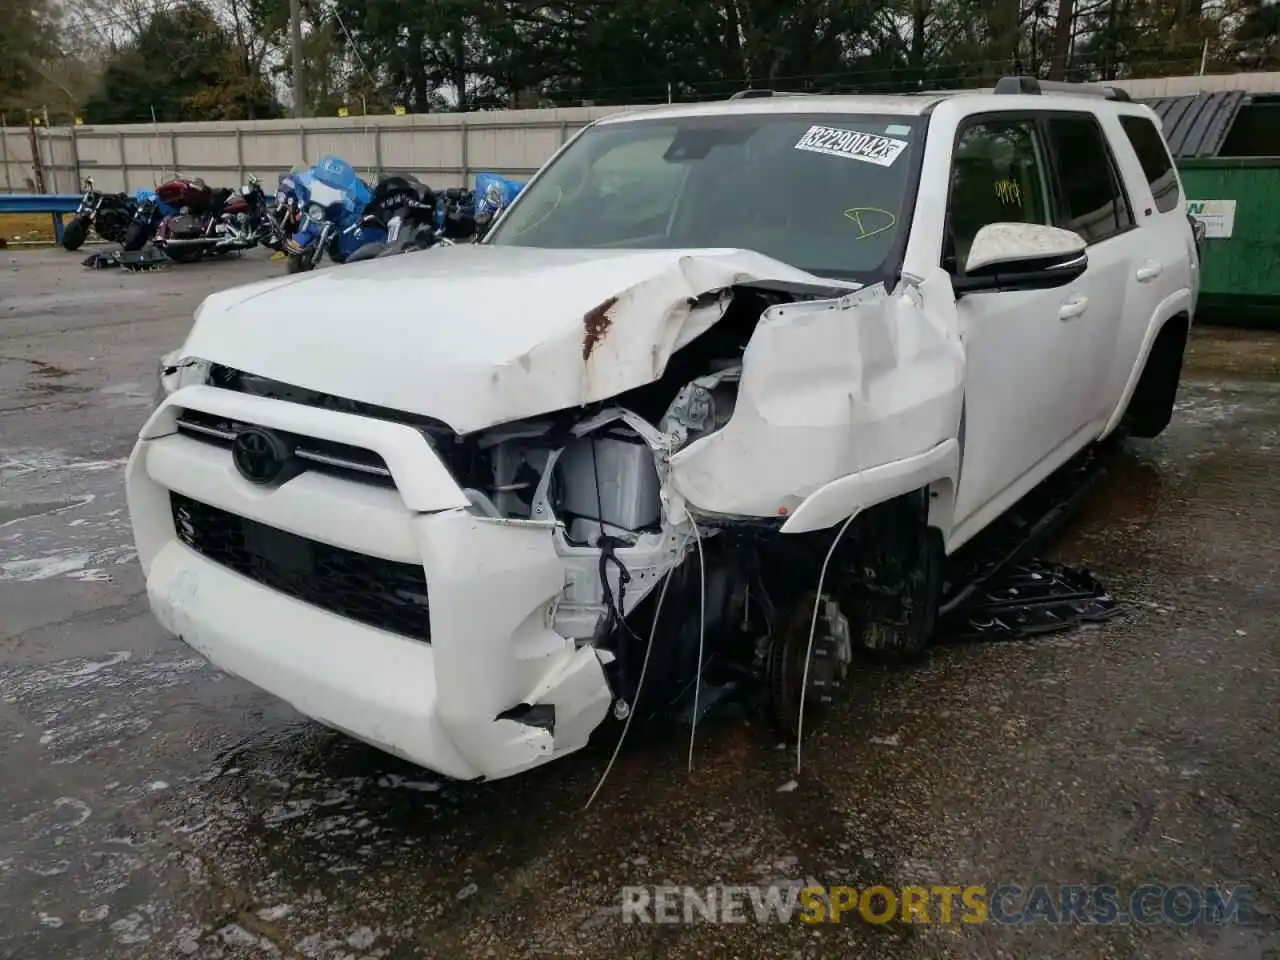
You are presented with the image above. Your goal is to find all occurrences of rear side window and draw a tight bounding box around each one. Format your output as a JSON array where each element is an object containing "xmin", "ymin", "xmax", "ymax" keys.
[
  {"xmin": 1044, "ymin": 114, "xmax": 1134, "ymax": 243},
  {"xmin": 1120, "ymin": 115, "xmax": 1181, "ymax": 214}
]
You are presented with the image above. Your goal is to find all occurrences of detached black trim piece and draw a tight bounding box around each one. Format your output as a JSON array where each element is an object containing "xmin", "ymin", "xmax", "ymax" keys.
[{"xmin": 171, "ymin": 493, "xmax": 431, "ymax": 641}]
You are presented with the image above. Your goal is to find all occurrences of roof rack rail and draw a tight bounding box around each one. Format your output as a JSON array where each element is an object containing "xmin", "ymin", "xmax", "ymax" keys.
[
  {"xmin": 726, "ymin": 89, "xmax": 817, "ymax": 101},
  {"xmin": 994, "ymin": 75, "xmax": 1132, "ymax": 102}
]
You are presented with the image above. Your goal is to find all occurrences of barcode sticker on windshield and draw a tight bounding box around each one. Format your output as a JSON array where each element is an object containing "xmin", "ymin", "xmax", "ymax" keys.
[{"xmin": 793, "ymin": 126, "xmax": 907, "ymax": 167}]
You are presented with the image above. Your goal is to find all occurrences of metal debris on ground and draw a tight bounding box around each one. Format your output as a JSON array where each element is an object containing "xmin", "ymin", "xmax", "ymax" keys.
[
  {"xmin": 935, "ymin": 446, "xmax": 1120, "ymax": 640},
  {"xmin": 81, "ymin": 251, "xmax": 118, "ymax": 269},
  {"xmin": 81, "ymin": 249, "xmax": 172, "ymax": 271},
  {"xmin": 939, "ymin": 558, "xmax": 1119, "ymax": 640}
]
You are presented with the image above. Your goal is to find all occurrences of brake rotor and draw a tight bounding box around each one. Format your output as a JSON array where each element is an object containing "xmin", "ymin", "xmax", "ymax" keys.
[{"xmin": 765, "ymin": 590, "xmax": 853, "ymax": 738}]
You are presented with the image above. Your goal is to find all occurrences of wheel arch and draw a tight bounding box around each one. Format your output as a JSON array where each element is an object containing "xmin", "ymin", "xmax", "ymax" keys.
[
  {"xmin": 778, "ymin": 439, "xmax": 959, "ymax": 536},
  {"xmin": 1100, "ymin": 293, "xmax": 1193, "ymax": 439}
]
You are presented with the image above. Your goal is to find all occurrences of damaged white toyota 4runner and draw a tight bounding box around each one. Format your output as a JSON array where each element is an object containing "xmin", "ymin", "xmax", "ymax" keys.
[{"xmin": 130, "ymin": 79, "xmax": 1199, "ymax": 781}]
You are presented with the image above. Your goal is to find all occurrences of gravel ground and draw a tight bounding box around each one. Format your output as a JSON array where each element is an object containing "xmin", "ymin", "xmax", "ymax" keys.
[{"xmin": 1, "ymin": 247, "xmax": 1277, "ymax": 959}]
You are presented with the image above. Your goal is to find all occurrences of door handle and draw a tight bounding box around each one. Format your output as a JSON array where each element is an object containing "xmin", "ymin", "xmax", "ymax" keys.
[
  {"xmin": 1136, "ymin": 261, "xmax": 1163, "ymax": 282},
  {"xmin": 1058, "ymin": 295, "xmax": 1089, "ymax": 320}
]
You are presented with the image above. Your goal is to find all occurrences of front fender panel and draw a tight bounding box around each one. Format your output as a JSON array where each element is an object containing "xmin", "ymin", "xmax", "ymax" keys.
[{"xmin": 668, "ymin": 270, "xmax": 965, "ymax": 520}]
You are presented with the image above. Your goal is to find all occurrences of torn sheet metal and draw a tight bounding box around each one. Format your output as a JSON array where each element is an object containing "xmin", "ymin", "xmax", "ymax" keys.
[
  {"xmin": 177, "ymin": 244, "xmax": 858, "ymax": 434},
  {"xmin": 667, "ymin": 268, "xmax": 965, "ymax": 521}
]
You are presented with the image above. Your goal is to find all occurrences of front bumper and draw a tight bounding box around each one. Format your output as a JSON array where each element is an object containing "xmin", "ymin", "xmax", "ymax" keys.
[{"xmin": 127, "ymin": 385, "xmax": 613, "ymax": 781}]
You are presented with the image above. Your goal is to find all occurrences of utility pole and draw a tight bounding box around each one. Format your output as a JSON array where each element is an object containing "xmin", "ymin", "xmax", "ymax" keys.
[
  {"xmin": 27, "ymin": 113, "xmax": 46, "ymax": 194},
  {"xmin": 290, "ymin": 0, "xmax": 307, "ymax": 117}
]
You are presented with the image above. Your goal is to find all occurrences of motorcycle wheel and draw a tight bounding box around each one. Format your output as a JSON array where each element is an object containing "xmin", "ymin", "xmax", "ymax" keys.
[
  {"xmin": 344, "ymin": 241, "xmax": 386, "ymax": 263},
  {"xmin": 122, "ymin": 221, "xmax": 151, "ymax": 252},
  {"xmin": 162, "ymin": 246, "xmax": 205, "ymax": 265},
  {"xmin": 95, "ymin": 209, "xmax": 132, "ymax": 245},
  {"xmin": 286, "ymin": 253, "xmax": 312, "ymax": 274},
  {"xmin": 61, "ymin": 217, "xmax": 89, "ymax": 252}
]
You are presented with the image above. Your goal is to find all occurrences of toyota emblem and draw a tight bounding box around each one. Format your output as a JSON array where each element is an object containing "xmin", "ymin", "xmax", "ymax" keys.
[{"xmin": 232, "ymin": 427, "xmax": 290, "ymax": 485}]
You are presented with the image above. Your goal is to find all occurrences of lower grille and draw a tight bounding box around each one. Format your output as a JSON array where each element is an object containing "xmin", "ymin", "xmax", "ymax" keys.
[{"xmin": 170, "ymin": 493, "xmax": 430, "ymax": 641}]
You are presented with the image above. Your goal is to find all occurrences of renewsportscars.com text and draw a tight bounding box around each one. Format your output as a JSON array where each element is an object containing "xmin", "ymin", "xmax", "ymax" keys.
[{"xmin": 621, "ymin": 882, "xmax": 1254, "ymax": 926}]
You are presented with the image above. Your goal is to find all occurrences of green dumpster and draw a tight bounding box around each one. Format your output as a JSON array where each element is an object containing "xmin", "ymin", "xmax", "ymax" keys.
[
  {"xmin": 1145, "ymin": 91, "xmax": 1280, "ymax": 327},
  {"xmin": 1180, "ymin": 159, "xmax": 1280, "ymax": 325}
]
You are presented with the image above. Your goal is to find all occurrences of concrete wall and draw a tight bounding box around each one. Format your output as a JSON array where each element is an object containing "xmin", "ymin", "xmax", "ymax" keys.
[
  {"xmin": 0, "ymin": 104, "xmax": 656, "ymax": 195},
  {"xmin": 4, "ymin": 71, "xmax": 1279, "ymax": 195}
]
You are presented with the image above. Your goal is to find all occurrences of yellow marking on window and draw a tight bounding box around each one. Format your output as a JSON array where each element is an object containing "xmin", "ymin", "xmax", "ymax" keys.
[
  {"xmin": 843, "ymin": 207, "xmax": 898, "ymax": 240},
  {"xmin": 994, "ymin": 179, "xmax": 1022, "ymax": 206}
]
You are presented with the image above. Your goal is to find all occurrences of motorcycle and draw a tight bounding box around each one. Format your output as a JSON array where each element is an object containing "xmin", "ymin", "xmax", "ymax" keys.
[
  {"xmin": 150, "ymin": 174, "xmax": 273, "ymax": 263},
  {"xmin": 62, "ymin": 177, "xmax": 137, "ymax": 251},
  {"xmin": 284, "ymin": 155, "xmax": 386, "ymax": 273},
  {"xmin": 437, "ymin": 187, "xmax": 478, "ymax": 241},
  {"xmin": 263, "ymin": 171, "xmax": 303, "ymax": 252},
  {"xmin": 342, "ymin": 172, "xmax": 527, "ymax": 264},
  {"xmin": 472, "ymin": 172, "xmax": 526, "ymax": 240},
  {"xmin": 344, "ymin": 174, "xmax": 441, "ymax": 263},
  {"xmin": 123, "ymin": 186, "xmax": 182, "ymax": 252}
]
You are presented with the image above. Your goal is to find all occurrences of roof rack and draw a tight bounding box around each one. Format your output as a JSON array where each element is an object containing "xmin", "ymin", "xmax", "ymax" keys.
[
  {"xmin": 726, "ymin": 88, "xmax": 816, "ymax": 100},
  {"xmin": 994, "ymin": 75, "xmax": 1132, "ymax": 102}
]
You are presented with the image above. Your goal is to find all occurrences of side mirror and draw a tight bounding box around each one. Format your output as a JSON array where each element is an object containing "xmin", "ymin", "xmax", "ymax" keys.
[{"xmin": 953, "ymin": 222, "xmax": 1088, "ymax": 295}]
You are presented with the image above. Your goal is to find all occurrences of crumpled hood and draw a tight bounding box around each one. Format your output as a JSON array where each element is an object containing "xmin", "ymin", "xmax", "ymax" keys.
[{"xmin": 180, "ymin": 244, "xmax": 846, "ymax": 433}]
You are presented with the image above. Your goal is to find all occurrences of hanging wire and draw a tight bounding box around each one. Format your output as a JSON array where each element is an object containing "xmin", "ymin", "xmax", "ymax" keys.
[
  {"xmin": 794, "ymin": 512, "xmax": 859, "ymax": 778},
  {"xmin": 685, "ymin": 515, "xmax": 707, "ymax": 774},
  {"xmin": 584, "ymin": 529, "xmax": 694, "ymax": 811}
]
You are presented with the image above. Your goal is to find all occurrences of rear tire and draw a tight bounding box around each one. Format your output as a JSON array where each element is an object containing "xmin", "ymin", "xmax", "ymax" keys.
[
  {"xmin": 286, "ymin": 253, "xmax": 310, "ymax": 274},
  {"xmin": 1120, "ymin": 317, "xmax": 1189, "ymax": 439},
  {"xmin": 94, "ymin": 203, "xmax": 133, "ymax": 244},
  {"xmin": 61, "ymin": 217, "xmax": 89, "ymax": 252},
  {"xmin": 162, "ymin": 246, "xmax": 205, "ymax": 264},
  {"xmin": 345, "ymin": 241, "xmax": 385, "ymax": 263},
  {"xmin": 122, "ymin": 221, "xmax": 150, "ymax": 252}
]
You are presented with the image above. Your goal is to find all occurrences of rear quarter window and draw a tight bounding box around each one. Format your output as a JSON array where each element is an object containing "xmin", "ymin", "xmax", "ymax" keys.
[
  {"xmin": 1044, "ymin": 113, "xmax": 1135, "ymax": 244},
  {"xmin": 1119, "ymin": 115, "xmax": 1181, "ymax": 214}
]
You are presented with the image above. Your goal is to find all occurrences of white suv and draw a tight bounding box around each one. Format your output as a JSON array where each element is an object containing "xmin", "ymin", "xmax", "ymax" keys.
[{"xmin": 132, "ymin": 78, "xmax": 1198, "ymax": 781}]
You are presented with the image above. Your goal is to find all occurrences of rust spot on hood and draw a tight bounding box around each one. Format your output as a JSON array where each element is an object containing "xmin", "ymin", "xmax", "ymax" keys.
[{"xmin": 582, "ymin": 296, "xmax": 618, "ymax": 362}]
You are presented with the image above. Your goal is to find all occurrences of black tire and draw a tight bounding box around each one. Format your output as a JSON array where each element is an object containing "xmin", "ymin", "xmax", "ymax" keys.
[
  {"xmin": 345, "ymin": 241, "xmax": 386, "ymax": 263},
  {"xmin": 286, "ymin": 253, "xmax": 310, "ymax": 274},
  {"xmin": 123, "ymin": 221, "xmax": 150, "ymax": 252},
  {"xmin": 1120, "ymin": 317, "xmax": 1189, "ymax": 439},
  {"xmin": 61, "ymin": 217, "xmax": 89, "ymax": 252},
  {"xmin": 94, "ymin": 205, "xmax": 133, "ymax": 245},
  {"xmin": 162, "ymin": 246, "xmax": 205, "ymax": 265}
]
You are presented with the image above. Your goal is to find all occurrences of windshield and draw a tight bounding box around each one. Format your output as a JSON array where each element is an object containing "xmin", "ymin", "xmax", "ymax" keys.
[{"xmin": 488, "ymin": 113, "xmax": 925, "ymax": 280}]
